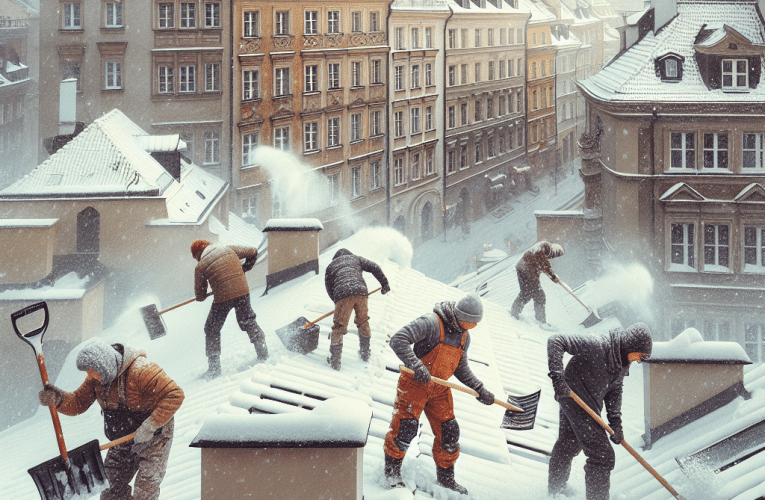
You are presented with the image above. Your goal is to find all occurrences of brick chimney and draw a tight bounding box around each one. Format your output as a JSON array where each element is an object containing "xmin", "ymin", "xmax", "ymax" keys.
[{"xmin": 261, "ymin": 218, "xmax": 323, "ymax": 293}]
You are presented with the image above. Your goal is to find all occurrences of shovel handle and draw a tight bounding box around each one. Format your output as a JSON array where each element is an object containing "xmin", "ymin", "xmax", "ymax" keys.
[
  {"xmin": 303, "ymin": 287, "xmax": 383, "ymax": 328},
  {"xmin": 158, "ymin": 292, "xmax": 212, "ymax": 316},
  {"xmin": 399, "ymin": 366, "xmax": 523, "ymax": 413},
  {"xmin": 569, "ymin": 391, "xmax": 684, "ymax": 500},
  {"xmin": 38, "ymin": 353, "xmax": 70, "ymax": 463},
  {"xmin": 100, "ymin": 432, "xmax": 137, "ymax": 451},
  {"xmin": 557, "ymin": 280, "xmax": 592, "ymax": 313}
]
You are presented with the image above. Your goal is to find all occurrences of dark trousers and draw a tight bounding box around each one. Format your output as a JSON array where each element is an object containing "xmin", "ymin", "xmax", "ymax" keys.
[
  {"xmin": 510, "ymin": 269, "xmax": 547, "ymax": 322},
  {"xmin": 549, "ymin": 399, "xmax": 615, "ymax": 500},
  {"xmin": 204, "ymin": 294, "xmax": 262, "ymax": 357}
]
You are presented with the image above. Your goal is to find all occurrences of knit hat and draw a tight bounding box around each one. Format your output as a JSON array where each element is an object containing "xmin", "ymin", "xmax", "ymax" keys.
[
  {"xmin": 76, "ymin": 338, "xmax": 123, "ymax": 386},
  {"xmin": 191, "ymin": 239, "xmax": 211, "ymax": 260},
  {"xmin": 455, "ymin": 293, "xmax": 483, "ymax": 323}
]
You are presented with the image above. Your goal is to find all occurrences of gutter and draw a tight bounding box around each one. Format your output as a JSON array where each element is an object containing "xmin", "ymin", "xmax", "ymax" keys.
[
  {"xmin": 229, "ymin": 0, "xmax": 234, "ymax": 195},
  {"xmin": 385, "ymin": 1, "xmax": 394, "ymax": 226},
  {"xmin": 443, "ymin": 5, "xmax": 454, "ymax": 239}
]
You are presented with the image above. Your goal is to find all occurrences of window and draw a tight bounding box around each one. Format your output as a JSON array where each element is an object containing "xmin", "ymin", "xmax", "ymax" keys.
[
  {"xmin": 541, "ymin": 88, "xmax": 547, "ymax": 108},
  {"xmin": 703, "ymin": 133, "xmax": 728, "ymax": 169},
  {"xmin": 396, "ymin": 27, "xmax": 404, "ymax": 50},
  {"xmin": 105, "ymin": 2, "xmax": 122, "ymax": 27},
  {"xmin": 517, "ymin": 123, "xmax": 523, "ymax": 144},
  {"xmin": 304, "ymin": 11, "xmax": 318, "ymax": 34},
  {"xmin": 508, "ymin": 59, "xmax": 514, "ymax": 77},
  {"xmin": 487, "ymin": 98, "xmax": 493, "ymax": 119},
  {"xmin": 242, "ymin": 132, "xmax": 258, "ymax": 166},
  {"xmin": 475, "ymin": 29, "xmax": 481, "ymax": 47},
  {"xmin": 352, "ymin": 11, "xmax": 361, "ymax": 32},
  {"xmin": 351, "ymin": 113, "xmax": 362, "ymax": 141},
  {"xmin": 461, "ymin": 64, "xmax": 467, "ymax": 84},
  {"xmin": 704, "ymin": 223, "xmax": 729, "ymax": 270},
  {"xmin": 180, "ymin": 3, "xmax": 195, "ymax": 28},
  {"xmin": 499, "ymin": 132, "xmax": 505, "ymax": 153},
  {"xmin": 105, "ymin": 61, "xmax": 121, "ymax": 89},
  {"xmin": 744, "ymin": 226, "xmax": 765, "ymax": 270},
  {"xmin": 670, "ymin": 223, "xmax": 695, "ymax": 269},
  {"xmin": 411, "ymin": 108, "xmax": 420, "ymax": 134},
  {"xmin": 244, "ymin": 11, "xmax": 259, "ymax": 37},
  {"xmin": 541, "ymin": 60, "xmax": 547, "ymax": 77},
  {"xmin": 179, "ymin": 65, "xmax": 195, "ymax": 92},
  {"xmin": 159, "ymin": 66, "xmax": 174, "ymax": 93},
  {"xmin": 394, "ymin": 111, "xmax": 404, "ymax": 137},
  {"xmin": 509, "ymin": 93, "xmax": 514, "ymax": 114},
  {"xmin": 508, "ymin": 126, "xmax": 514, "ymax": 149},
  {"xmin": 370, "ymin": 12, "xmax": 379, "ymax": 31},
  {"xmin": 394, "ymin": 158, "xmax": 404, "ymax": 185},
  {"xmin": 425, "ymin": 27, "xmax": 433, "ymax": 48},
  {"xmin": 275, "ymin": 67, "xmax": 290, "ymax": 96},
  {"xmin": 722, "ymin": 59, "xmax": 748, "ymax": 90},
  {"xmin": 327, "ymin": 173, "xmax": 340, "ymax": 205},
  {"xmin": 64, "ymin": 3, "xmax": 82, "ymax": 29},
  {"xmin": 371, "ymin": 110, "xmax": 382, "ymax": 136},
  {"xmin": 461, "ymin": 29, "xmax": 467, "ymax": 48},
  {"xmin": 351, "ymin": 166, "xmax": 362, "ymax": 197},
  {"xmin": 532, "ymin": 33, "xmax": 537, "ymax": 45},
  {"xmin": 448, "ymin": 29, "xmax": 456, "ymax": 49},
  {"xmin": 242, "ymin": 194, "xmax": 259, "ymax": 222},
  {"xmin": 352, "ymin": 61, "xmax": 362, "ymax": 87},
  {"xmin": 532, "ymin": 61, "xmax": 537, "ymax": 78},
  {"xmin": 411, "ymin": 153, "xmax": 421, "ymax": 180},
  {"xmin": 461, "ymin": 103, "xmax": 467, "ymax": 125},
  {"xmin": 488, "ymin": 136, "xmax": 495, "ymax": 157},
  {"xmin": 328, "ymin": 11, "xmax": 340, "ymax": 33},
  {"xmin": 204, "ymin": 130, "xmax": 220, "ymax": 164},
  {"xmin": 371, "ymin": 59, "xmax": 382, "ymax": 84},
  {"xmin": 448, "ymin": 106, "xmax": 455, "ymax": 128},
  {"xmin": 426, "ymin": 149, "xmax": 434, "ymax": 174},
  {"xmin": 205, "ymin": 63, "xmax": 220, "ymax": 91},
  {"xmin": 448, "ymin": 66, "xmax": 455, "ymax": 86},
  {"xmin": 275, "ymin": 11, "xmax": 289, "ymax": 35},
  {"xmin": 327, "ymin": 117, "xmax": 340, "ymax": 146},
  {"xmin": 412, "ymin": 28, "xmax": 420, "ymax": 49},
  {"xmin": 665, "ymin": 59, "xmax": 678, "ymax": 78},
  {"xmin": 205, "ymin": 2, "xmax": 220, "ymax": 28},
  {"xmin": 447, "ymin": 148, "xmax": 455, "ymax": 173},
  {"xmin": 328, "ymin": 63, "xmax": 340, "ymax": 89},
  {"xmin": 371, "ymin": 161, "xmax": 381, "ymax": 189},
  {"xmin": 411, "ymin": 65, "xmax": 420, "ymax": 88},
  {"xmin": 395, "ymin": 66, "xmax": 404, "ymax": 90},
  {"xmin": 745, "ymin": 323, "xmax": 765, "ymax": 363},
  {"xmin": 488, "ymin": 28, "xmax": 494, "ymax": 46},
  {"xmin": 460, "ymin": 144, "xmax": 467, "ymax": 169},
  {"xmin": 475, "ymin": 140, "xmax": 482, "ymax": 163},
  {"xmin": 475, "ymin": 100, "xmax": 481, "ymax": 121},
  {"xmin": 425, "ymin": 63, "xmax": 432, "ymax": 86},
  {"xmin": 533, "ymin": 90, "xmax": 538, "ymax": 110},
  {"xmin": 180, "ymin": 132, "xmax": 193, "ymax": 158},
  {"xmin": 274, "ymin": 127, "xmax": 289, "ymax": 151},
  {"xmin": 517, "ymin": 58, "xmax": 522, "ymax": 75},
  {"xmin": 475, "ymin": 63, "xmax": 481, "ymax": 82},
  {"xmin": 425, "ymin": 106, "xmax": 432, "ymax": 131},
  {"xmin": 488, "ymin": 61, "xmax": 495, "ymax": 80},
  {"xmin": 304, "ymin": 122, "xmax": 318, "ymax": 151},
  {"xmin": 243, "ymin": 70, "xmax": 259, "ymax": 100},
  {"xmin": 305, "ymin": 65, "xmax": 318, "ymax": 92},
  {"xmin": 541, "ymin": 32, "xmax": 546, "ymax": 44},
  {"xmin": 743, "ymin": 133, "xmax": 764, "ymax": 170},
  {"xmin": 670, "ymin": 132, "xmax": 694, "ymax": 169}
]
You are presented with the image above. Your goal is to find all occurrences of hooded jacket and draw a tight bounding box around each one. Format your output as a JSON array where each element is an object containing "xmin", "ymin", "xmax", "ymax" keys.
[
  {"xmin": 56, "ymin": 344, "xmax": 184, "ymax": 429},
  {"xmin": 325, "ymin": 248, "xmax": 389, "ymax": 303},
  {"xmin": 547, "ymin": 323, "xmax": 652, "ymax": 426},
  {"xmin": 195, "ymin": 244, "xmax": 257, "ymax": 303},
  {"xmin": 516, "ymin": 241, "xmax": 564, "ymax": 281}
]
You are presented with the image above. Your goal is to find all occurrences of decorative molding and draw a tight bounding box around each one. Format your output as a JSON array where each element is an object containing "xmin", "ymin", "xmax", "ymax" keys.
[
  {"xmin": 272, "ymin": 35, "xmax": 294, "ymax": 49},
  {"xmin": 239, "ymin": 38, "xmax": 262, "ymax": 53},
  {"xmin": 327, "ymin": 34, "xmax": 344, "ymax": 47},
  {"xmin": 303, "ymin": 35, "xmax": 324, "ymax": 48}
]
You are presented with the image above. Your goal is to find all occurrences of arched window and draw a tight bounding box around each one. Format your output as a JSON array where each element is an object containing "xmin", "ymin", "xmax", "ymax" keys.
[
  {"xmin": 421, "ymin": 201, "xmax": 433, "ymax": 240},
  {"xmin": 77, "ymin": 207, "xmax": 100, "ymax": 254}
]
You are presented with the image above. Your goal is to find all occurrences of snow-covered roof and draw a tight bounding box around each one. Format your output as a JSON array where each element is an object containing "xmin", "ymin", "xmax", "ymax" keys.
[
  {"xmin": 391, "ymin": 0, "xmax": 451, "ymax": 12},
  {"xmin": 649, "ymin": 328, "xmax": 752, "ymax": 364},
  {"xmin": 579, "ymin": 1, "xmax": 765, "ymax": 103},
  {"xmin": 447, "ymin": 0, "xmax": 529, "ymax": 14},
  {"xmin": 263, "ymin": 217, "xmax": 324, "ymax": 231},
  {"xmin": 520, "ymin": 0, "xmax": 556, "ymax": 23}
]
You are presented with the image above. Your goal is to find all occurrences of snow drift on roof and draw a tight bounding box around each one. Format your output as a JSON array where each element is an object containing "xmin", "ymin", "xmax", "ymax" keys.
[{"xmin": 650, "ymin": 328, "xmax": 752, "ymax": 364}]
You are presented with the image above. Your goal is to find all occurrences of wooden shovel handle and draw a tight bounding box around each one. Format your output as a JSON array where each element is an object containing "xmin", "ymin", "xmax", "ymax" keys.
[
  {"xmin": 38, "ymin": 353, "xmax": 69, "ymax": 462},
  {"xmin": 557, "ymin": 280, "xmax": 592, "ymax": 313},
  {"xmin": 569, "ymin": 391, "xmax": 684, "ymax": 500},
  {"xmin": 400, "ymin": 366, "xmax": 523, "ymax": 413},
  {"xmin": 303, "ymin": 287, "xmax": 383, "ymax": 328},
  {"xmin": 158, "ymin": 292, "xmax": 213, "ymax": 316},
  {"xmin": 100, "ymin": 432, "xmax": 137, "ymax": 451}
]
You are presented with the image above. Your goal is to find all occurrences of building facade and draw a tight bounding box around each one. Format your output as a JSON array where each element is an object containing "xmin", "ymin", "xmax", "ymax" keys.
[{"xmin": 551, "ymin": 24, "xmax": 580, "ymax": 168}]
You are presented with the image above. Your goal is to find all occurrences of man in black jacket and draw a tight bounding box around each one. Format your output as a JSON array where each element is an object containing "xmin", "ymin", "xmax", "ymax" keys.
[
  {"xmin": 324, "ymin": 248, "xmax": 390, "ymax": 370},
  {"xmin": 547, "ymin": 323, "xmax": 652, "ymax": 500}
]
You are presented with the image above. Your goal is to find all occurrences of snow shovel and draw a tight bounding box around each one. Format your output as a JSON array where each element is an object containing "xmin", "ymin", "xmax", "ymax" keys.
[
  {"xmin": 399, "ymin": 366, "xmax": 541, "ymax": 431},
  {"xmin": 557, "ymin": 279, "xmax": 602, "ymax": 328},
  {"xmin": 140, "ymin": 292, "xmax": 212, "ymax": 340},
  {"xmin": 12, "ymin": 301, "xmax": 110, "ymax": 500},
  {"xmin": 570, "ymin": 390, "xmax": 686, "ymax": 500},
  {"xmin": 276, "ymin": 287, "xmax": 382, "ymax": 355}
]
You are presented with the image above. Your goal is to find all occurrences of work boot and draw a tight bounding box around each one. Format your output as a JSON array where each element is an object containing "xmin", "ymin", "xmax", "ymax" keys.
[
  {"xmin": 359, "ymin": 335, "xmax": 371, "ymax": 361},
  {"xmin": 436, "ymin": 465, "xmax": 468, "ymax": 496},
  {"xmin": 383, "ymin": 454, "xmax": 405, "ymax": 489},
  {"xmin": 204, "ymin": 355, "xmax": 221, "ymax": 379},
  {"xmin": 327, "ymin": 344, "xmax": 342, "ymax": 371},
  {"xmin": 249, "ymin": 325, "xmax": 269, "ymax": 361}
]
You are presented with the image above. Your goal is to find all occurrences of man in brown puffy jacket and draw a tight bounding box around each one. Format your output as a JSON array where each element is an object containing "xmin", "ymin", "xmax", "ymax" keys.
[
  {"xmin": 38, "ymin": 338, "xmax": 184, "ymax": 500},
  {"xmin": 192, "ymin": 239, "xmax": 267, "ymax": 378},
  {"xmin": 509, "ymin": 240, "xmax": 564, "ymax": 328}
]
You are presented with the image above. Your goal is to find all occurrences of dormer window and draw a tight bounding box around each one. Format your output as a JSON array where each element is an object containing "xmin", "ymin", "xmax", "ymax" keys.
[
  {"xmin": 722, "ymin": 59, "xmax": 748, "ymax": 90},
  {"xmin": 656, "ymin": 53, "xmax": 684, "ymax": 82},
  {"xmin": 666, "ymin": 59, "xmax": 678, "ymax": 78}
]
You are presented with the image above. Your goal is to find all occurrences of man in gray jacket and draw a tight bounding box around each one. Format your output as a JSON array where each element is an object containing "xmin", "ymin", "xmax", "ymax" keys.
[
  {"xmin": 547, "ymin": 323, "xmax": 652, "ymax": 500},
  {"xmin": 324, "ymin": 248, "xmax": 390, "ymax": 370}
]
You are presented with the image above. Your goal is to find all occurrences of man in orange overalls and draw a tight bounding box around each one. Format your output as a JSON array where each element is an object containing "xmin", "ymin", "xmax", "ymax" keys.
[{"xmin": 383, "ymin": 293, "xmax": 494, "ymax": 496}]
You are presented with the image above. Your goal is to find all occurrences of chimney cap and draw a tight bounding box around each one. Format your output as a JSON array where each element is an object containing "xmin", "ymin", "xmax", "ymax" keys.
[
  {"xmin": 262, "ymin": 218, "xmax": 324, "ymax": 232},
  {"xmin": 646, "ymin": 328, "xmax": 752, "ymax": 365}
]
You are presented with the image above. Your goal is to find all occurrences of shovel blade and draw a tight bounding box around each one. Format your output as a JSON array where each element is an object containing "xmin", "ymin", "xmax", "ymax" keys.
[
  {"xmin": 501, "ymin": 390, "xmax": 541, "ymax": 431},
  {"xmin": 140, "ymin": 304, "xmax": 167, "ymax": 340},
  {"xmin": 275, "ymin": 317, "xmax": 320, "ymax": 355},
  {"xmin": 580, "ymin": 311, "xmax": 602, "ymax": 328},
  {"xmin": 28, "ymin": 440, "xmax": 108, "ymax": 500}
]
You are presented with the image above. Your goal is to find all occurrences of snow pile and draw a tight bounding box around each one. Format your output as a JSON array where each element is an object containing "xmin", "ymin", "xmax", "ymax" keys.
[
  {"xmin": 651, "ymin": 328, "xmax": 752, "ymax": 363},
  {"xmin": 583, "ymin": 261, "xmax": 654, "ymax": 319},
  {"xmin": 326, "ymin": 226, "xmax": 414, "ymax": 269}
]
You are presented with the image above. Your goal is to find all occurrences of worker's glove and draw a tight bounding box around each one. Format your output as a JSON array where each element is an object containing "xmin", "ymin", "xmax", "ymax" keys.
[
  {"xmin": 134, "ymin": 418, "xmax": 159, "ymax": 444},
  {"xmin": 551, "ymin": 273, "xmax": 560, "ymax": 284},
  {"xmin": 242, "ymin": 257, "xmax": 256, "ymax": 273},
  {"xmin": 38, "ymin": 384, "xmax": 64, "ymax": 407},
  {"xmin": 549, "ymin": 374, "xmax": 570, "ymax": 402},
  {"xmin": 412, "ymin": 362, "xmax": 431, "ymax": 384},
  {"xmin": 381, "ymin": 284, "xmax": 391, "ymax": 295},
  {"xmin": 476, "ymin": 387, "xmax": 495, "ymax": 405},
  {"xmin": 609, "ymin": 423, "xmax": 624, "ymax": 445}
]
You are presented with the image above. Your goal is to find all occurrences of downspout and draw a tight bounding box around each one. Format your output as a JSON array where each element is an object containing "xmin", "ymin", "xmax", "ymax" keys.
[
  {"xmin": 523, "ymin": 19, "xmax": 529, "ymax": 169},
  {"xmin": 229, "ymin": 0, "xmax": 234, "ymax": 193},
  {"xmin": 443, "ymin": 6, "xmax": 455, "ymax": 240},
  {"xmin": 385, "ymin": 1, "xmax": 393, "ymax": 226}
]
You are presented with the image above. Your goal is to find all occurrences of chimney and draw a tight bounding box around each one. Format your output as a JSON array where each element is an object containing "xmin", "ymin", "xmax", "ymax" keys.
[
  {"xmin": 261, "ymin": 218, "xmax": 323, "ymax": 293},
  {"xmin": 59, "ymin": 78, "xmax": 77, "ymax": 135},
  {"xmin": 643, "ymin": 328, "xmax": 752, "ymax": 449}
]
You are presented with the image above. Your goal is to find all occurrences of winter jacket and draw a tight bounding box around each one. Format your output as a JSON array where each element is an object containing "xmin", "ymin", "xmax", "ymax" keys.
[
  {"xmin": 547, "ymin": 324, "xmax": 652, "ymax": 428},
  {"xmin": 195, "ymin": 244, "xmax": 257, "ymax": 303},
  {"xmin": 57, "ymin": 345, "xmax": 184, "ymax": 429},
  {"xmin": 325, "ymin": 248, "xmax": 389, "ymax": 303},
  {"xmin": 390, "ymin": 301, "xmax": 485, "ymax": 392},
  {"xmin": 516, "ymin": 241, "xmax": 563, "ymax": 281}
]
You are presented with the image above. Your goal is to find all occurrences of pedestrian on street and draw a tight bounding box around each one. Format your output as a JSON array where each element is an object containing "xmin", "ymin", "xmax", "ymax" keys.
[
  {"xmin": 324, "ymin": 248, "xmax": 390, "ymax": 370},
  {"xmin": 509, "ymin": 240, "xmax": 564, "ymax": 329},
  {"xmin": 38, "ymin": 338, "xmax": 184, "ymax": 500},
  {"xmin": 383, "ymin": 293, "xmax": 494, "ymax": 496},
  {"xmin": 547, "ymin": 323, "xmax": 653, "ymax": 500},
  {"xmin": 191, "ymin": 239, "xmax": 267, "ymax": 378}
]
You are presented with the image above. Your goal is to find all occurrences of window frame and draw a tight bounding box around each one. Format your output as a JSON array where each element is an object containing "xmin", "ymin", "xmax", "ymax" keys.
[
  {"xmin": 743, "ymin": 225, "xmax": 765, "ymax": 272},
  {"xmin": 669, "ymin": 222, "xmax": 696, "ymax": 271},
  {"xmin": 275, "ymin": 11, "xmax": 290, "ymax": 35},
  {"xmin": 104, "ymin": 61, "xmax": 122, "ymax": 89},
  {"xmin": 105, "ymin": 2, "xmax": 123, "ymax": 28},
  {"xmin": 328, "ymin": 11, "xmax": 340, "ymax": 34},
  {"xmin": 243, "ymin": 11, "xmax": 259, "ymax": 37},
  {"xmin": 243, "ymin": 69, "xmax": 259, "ymax": 100},
  {"xmin": 205, "ymin": 62, "xmax": 220, "ymax": 92},
  {"xmin": 180, "ymin": 2, "xmax": 196, "ymax": 28},
  {"xmin": 328, "ymin": 63, "xmax": 341, "ymax": 89},
  {"xmin": 304, "ymin": 121, "xmax": 318, "ymax": 152},
  {"xmin": 204, "ymin": 129, "xmax": 220, "ymax": 164},
  {"xmin": 242, "ymin": 132, "xmax": 259, "ymax": 166},
  {"xmin": 703, "ymin": 132, "xmax": 729, "ymax": 170},
  {"xmin": 304, "ymin": 10, "xmax": 318, "ymax": 34},
  {"xmin": 703, "ymin": 222, "xmax": 730, "ymax": 272},
  {"xmin": 722, "ymin": 59, "xmax": 748, "ymax": 90},
  {"xmin": 305, "ymin": 65, "xmax": 319, "ymax": 92},
  {"xmin": 204, "ymin": 2, "xmax": 220, "ymax": 28},
  {"xmin": 179, "ymin": 65, "xmax": 196, "ymax": 93},
  {"xmin": 327, "ymin": 116, "xmax": 340, "ymax": 147},
  {"xmin": 350, "ymin": 113, "xmax": 362, "ymax": 142},
  {"xmin": 274, "ymin": 67, "xmax": 291, "ymax": 96},
  {"xmin": 351, "ymin": 165, "xmax": 362, "ymax": 197},
  {"xmin": 273, "ymin": 126, "xmax": 290, "ymax": 151},
  {"xmin": 743, "ymin": 133, "xmax": 765, "ymax": 170},
  {"xmin": 63, "ymin": 2, "xmax": 82, "ymax": 29}
]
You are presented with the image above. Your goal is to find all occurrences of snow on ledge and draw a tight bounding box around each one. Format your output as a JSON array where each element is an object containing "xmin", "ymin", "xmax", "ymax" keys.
[
  {"xmin": 647, "ymin": 328, "xmax": 752, "ymax": 365},
  {"xmin": 0, "ymin": 218, "xmax": 58, "ymax": 228},
  {"xmin": 262, "ymin": 218, "xmax": 324, "ymax": 232},
  {"xmin": 190, "ymin": 397, "xmax": 372, "ymax": 448}
]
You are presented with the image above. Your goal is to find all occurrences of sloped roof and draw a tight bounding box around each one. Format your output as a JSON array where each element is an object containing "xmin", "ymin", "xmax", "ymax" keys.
[
  {"xmin": 579, "ymin": 0, "xmax": 765, "ymax": 103},
  {"xmin": 520, "ymin": 0, "xmax": 557, "ymax": 22}
]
